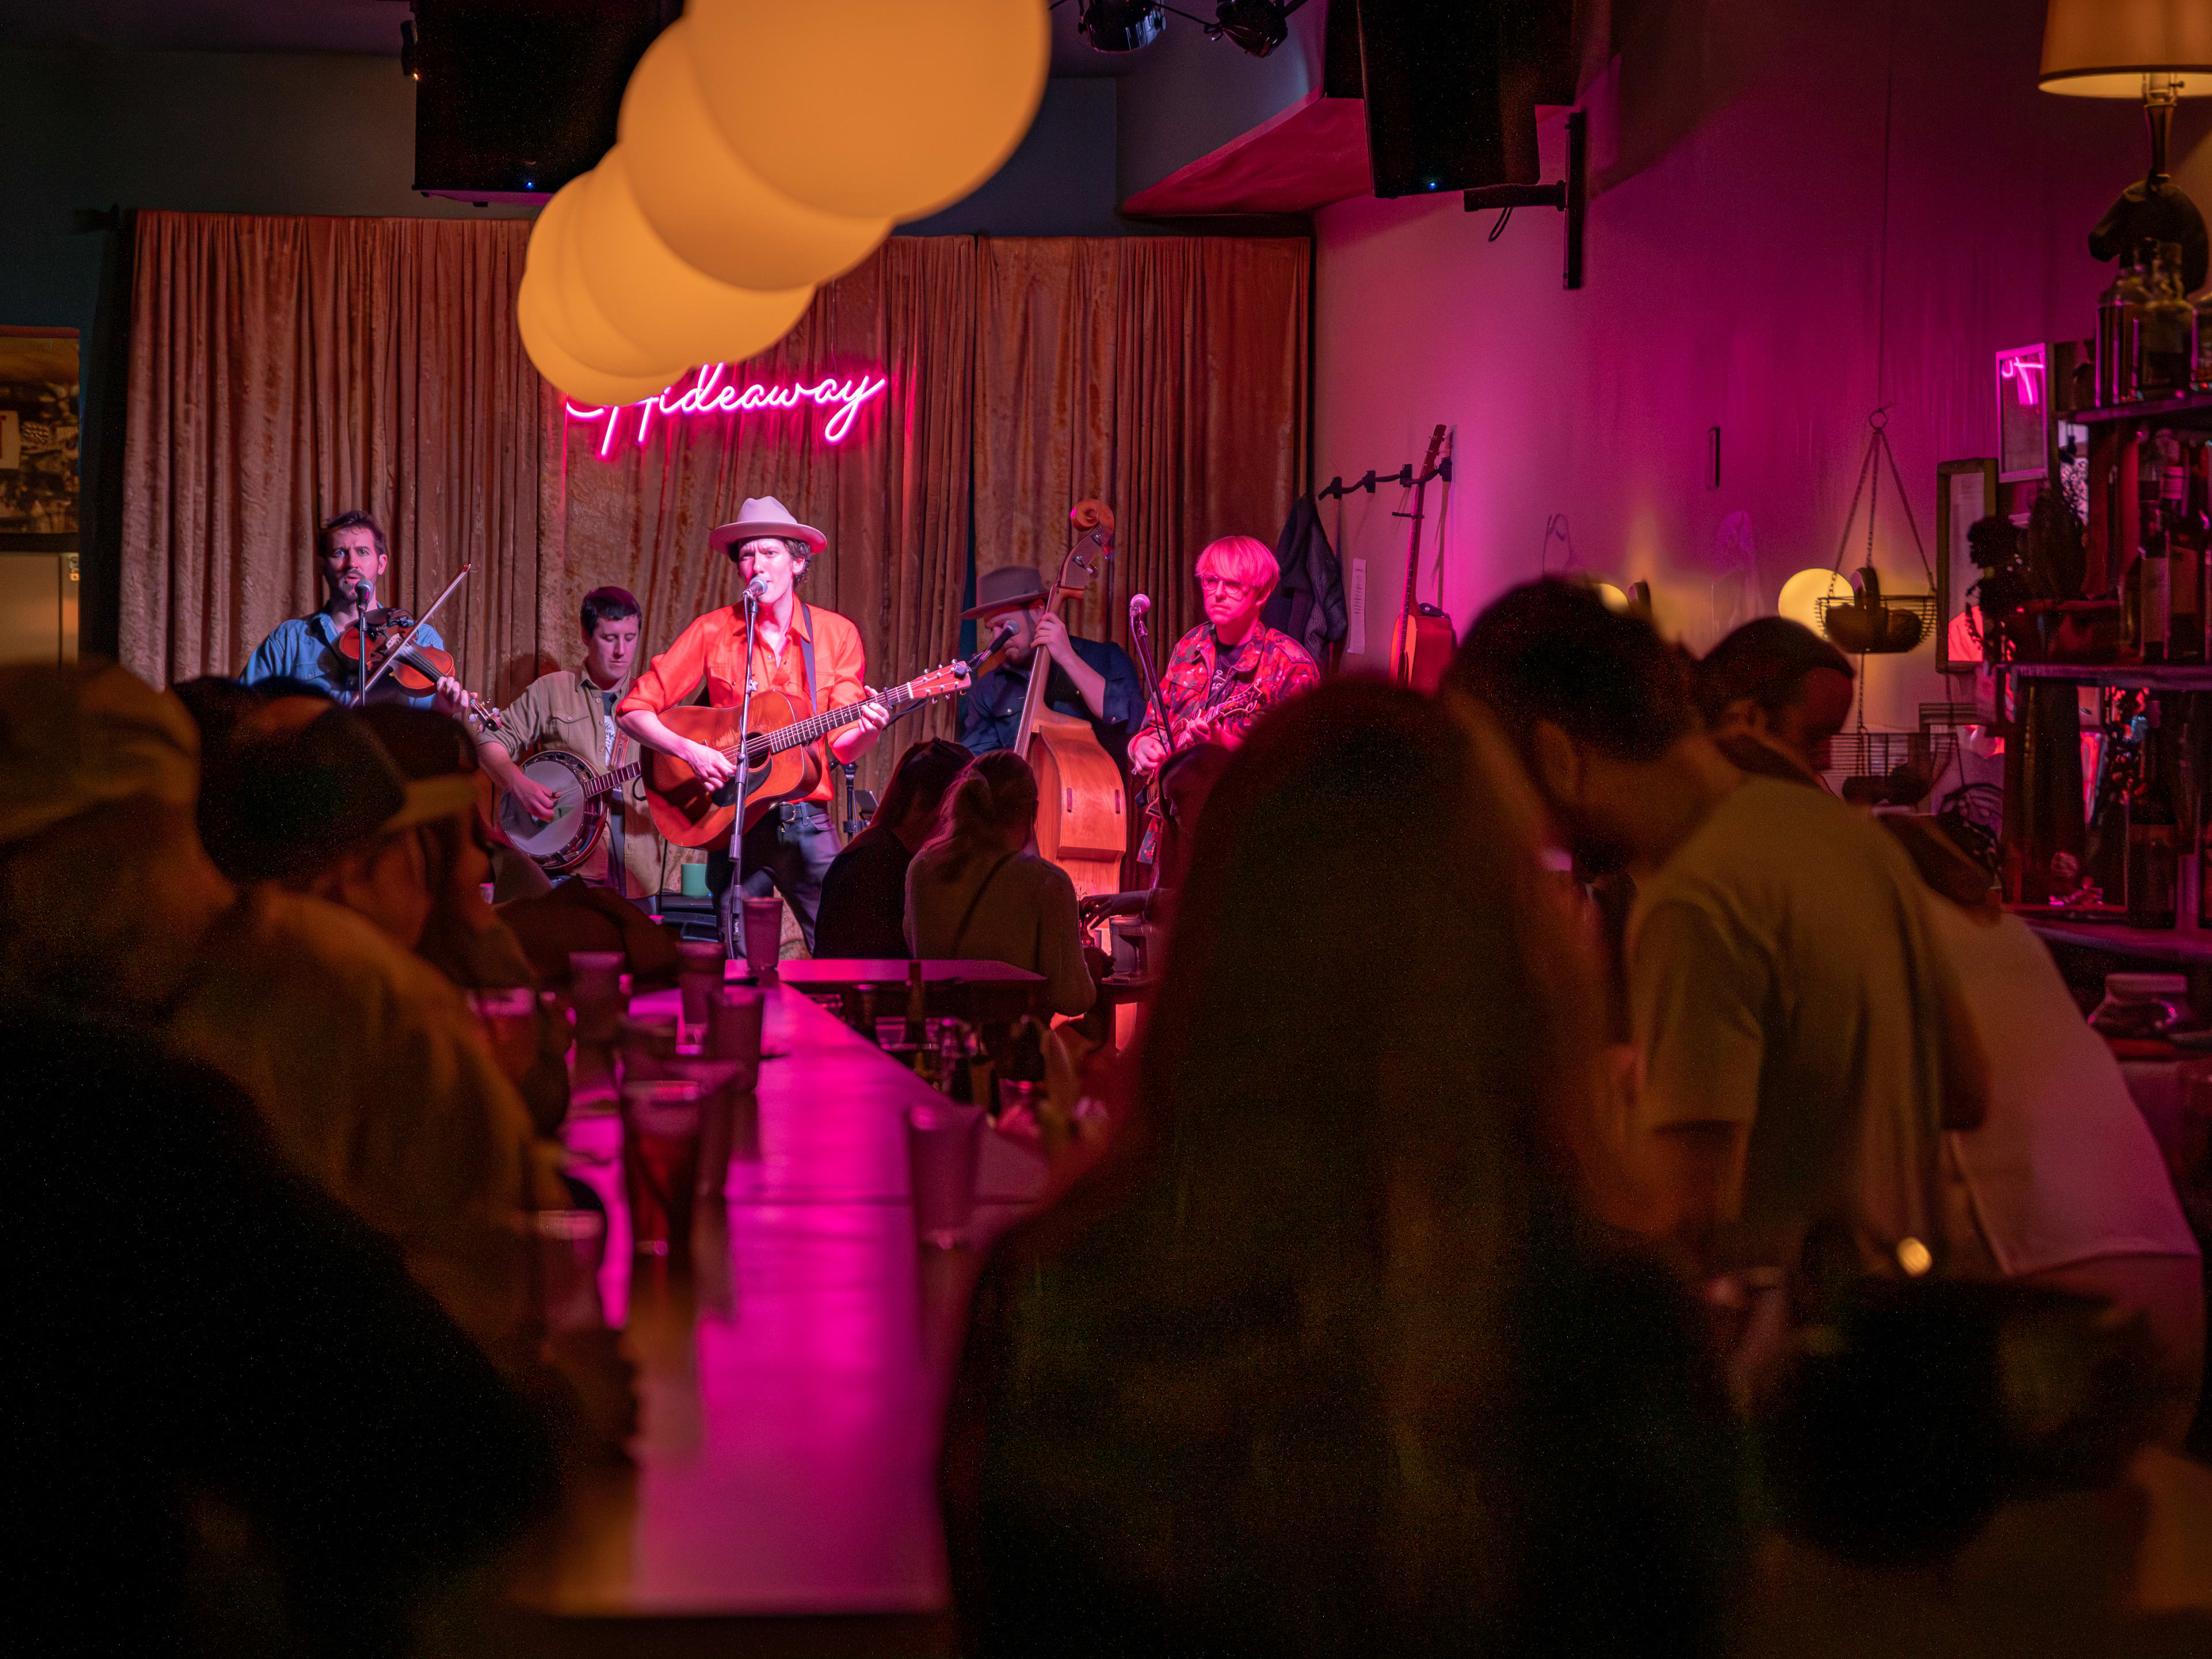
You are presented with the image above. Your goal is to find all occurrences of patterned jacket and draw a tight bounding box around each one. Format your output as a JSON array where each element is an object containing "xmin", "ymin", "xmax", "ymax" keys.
[{"xmin": 1134, "ymin": 620, "xmax": 1319, "ymax": 863}]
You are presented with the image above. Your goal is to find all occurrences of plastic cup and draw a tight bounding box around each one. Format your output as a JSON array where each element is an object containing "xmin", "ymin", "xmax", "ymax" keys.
[
  {"xmin": 709, "ymin": 986, "xmax": 765, "ymax": 1086},
  {"xmin": 620, "ymin": 1080, "xmax": 704, "ymax": 1259},
  {"xmin": 666, "ymin": 1055, "xmax": 743, "ymax": 1198},
  {"xmin": 618, "ymin": 1012, "xmax": 679, "ymax": 1083},
  {"xmin": 741, "ymin": 896, "xmax": 784, "ymax": 975},
  {"xmin": 533, "ymin": 1208, "xmax": 606, "ymax": 1332},
  {"xmin": 907, "ymin": 1101, "xmax": 986, "ymax": 1249},
  {"xmin": 676, "ymin": 940, "xmax": 726, "ymax": 1039},
  {"xmin": 680, "ymin": 861, "xmax": 710, "ymax": 899},
  {"xmin": 568, "ymin": 950, "xmax": 627, "ymax": 1047}
]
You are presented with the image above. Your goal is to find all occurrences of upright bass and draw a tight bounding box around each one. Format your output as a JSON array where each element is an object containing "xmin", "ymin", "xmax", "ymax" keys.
[{"xmin": 1012, "ymin": 501, "xmax": 1128, "ymax": 902}]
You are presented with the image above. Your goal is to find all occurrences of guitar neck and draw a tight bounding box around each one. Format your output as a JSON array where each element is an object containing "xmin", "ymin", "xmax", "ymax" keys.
[
  {"xmin": 721, "ymin": 681, "xmax": 919, "ymax": 760},
  {"xmin": 585, "ymin": 760, "xmax": 643, "ymax": 800}
]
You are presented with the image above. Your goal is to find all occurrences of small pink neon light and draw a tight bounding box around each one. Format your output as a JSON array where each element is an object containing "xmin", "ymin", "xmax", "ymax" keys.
[
  {"xmin": 1999, "ymin": 352, "xmax": 2044, "ymax": 408},
  {"xmin": 566, "ymin": 363, "xmax": 889, "ymax": 457}
]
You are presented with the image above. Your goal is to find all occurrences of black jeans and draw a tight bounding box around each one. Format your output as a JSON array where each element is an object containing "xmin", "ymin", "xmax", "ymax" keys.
[{"xmin": 707, "ymin": 801, "xmax": 838, "ymax": 954}]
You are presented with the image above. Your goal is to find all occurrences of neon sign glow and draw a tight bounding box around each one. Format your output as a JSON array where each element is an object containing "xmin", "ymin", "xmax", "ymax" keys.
[
  {"xmin": 565, "ymin": 363, "xmax": 889, "ymax": 457},
  {"xmin": 1998, "ymin": 350, "xmax": 2044, "ymax": 408}
]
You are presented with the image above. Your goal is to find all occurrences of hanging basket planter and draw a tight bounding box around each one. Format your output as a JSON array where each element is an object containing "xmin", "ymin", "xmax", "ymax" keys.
[{"xmin": 1821, "ymin": 411, "xmax": 1940, "ymax": 657}]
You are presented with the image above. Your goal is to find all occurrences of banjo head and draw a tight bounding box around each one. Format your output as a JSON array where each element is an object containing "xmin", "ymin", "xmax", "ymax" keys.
[{"xmin": 499, "ymin": 749, "xmax": 607, "ymax": 869}]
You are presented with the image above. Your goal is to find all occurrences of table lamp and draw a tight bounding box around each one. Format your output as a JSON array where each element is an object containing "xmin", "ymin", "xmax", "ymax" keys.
[{"xmin": 2041, "ymin": 0, "xmax": 2212, "ymax": 289}]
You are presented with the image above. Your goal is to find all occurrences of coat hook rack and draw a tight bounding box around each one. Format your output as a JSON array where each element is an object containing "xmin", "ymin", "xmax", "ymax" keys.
[{"xmin": 1317, "ymin": 452, "xmax": 1449, "ymax": 503}]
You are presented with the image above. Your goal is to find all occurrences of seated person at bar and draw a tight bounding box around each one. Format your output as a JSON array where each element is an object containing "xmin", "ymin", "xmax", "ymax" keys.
[
  {"xmin": 815, "ymin": 737, "xmax": 972, "ymax": 959},
  {"xmin": 184, "ymin": 702, "xmax": 568, "ymax": 1353},
  {"xmin": 241, "ymin": 508, "xmax": 468, "ymax": 714},
  {"xmin": 960, "ymin": 566, "xmax": 1144, "ymax": 771},
  {"xmin": 1450, "ymin": 581, "xmax": 1983, "ymax": 1283},
  {"xmin": 476, "ymin": 584, "xmax": 675, "ymax": 903},
  {"xmin": 943, "ymin": 681, "xmax": 1741, "ymax": 1657},
  {"xmin": 905, "ymin": 751, "xmax": 1096, "ymax": 1018},
  {"xmin": 1692, "ymin": 616, "xmax": 1857, "ymax": 786}
]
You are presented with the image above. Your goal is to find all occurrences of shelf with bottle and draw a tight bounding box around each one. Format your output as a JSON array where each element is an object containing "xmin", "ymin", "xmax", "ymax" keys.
[{"xmin": 2084, "ymin": 240, "xmax": 2212, "ymax": 426}]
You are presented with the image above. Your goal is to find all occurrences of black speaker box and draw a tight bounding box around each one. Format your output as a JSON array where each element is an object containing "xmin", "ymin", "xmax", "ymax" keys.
[
  {"xmin": 1356, "ymin": 0, "xmax": 1575, "ymax": 199},
  {"xmin": 412, "ymin": 0, "xmax": 669, "ymax": 203}
]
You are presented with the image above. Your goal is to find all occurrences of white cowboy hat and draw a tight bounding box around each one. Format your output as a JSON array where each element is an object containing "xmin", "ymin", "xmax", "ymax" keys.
[{"xmin": 709, "ymin": 495, "xmax": 827, "ymax": 556}]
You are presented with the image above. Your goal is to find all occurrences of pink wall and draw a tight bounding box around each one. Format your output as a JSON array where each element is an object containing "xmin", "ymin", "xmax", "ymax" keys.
[{"xmin": 1316, "ymin": 0, "xmax": 2212, "ymax": 728}]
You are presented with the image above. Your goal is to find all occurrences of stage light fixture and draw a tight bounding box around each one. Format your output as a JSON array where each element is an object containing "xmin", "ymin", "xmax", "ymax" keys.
[
  {"xmin": 1208, "ymin": 0, "xmax": 1305, "ymax": 59},
  {"xmin": 1077, "ymin": 1, "xmax": 1166, "ymax": 52}
]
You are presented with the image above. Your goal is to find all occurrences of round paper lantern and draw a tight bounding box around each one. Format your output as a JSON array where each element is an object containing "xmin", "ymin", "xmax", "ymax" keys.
[
  {"xmin": 517, "ymin": 271, "xmax": 682, "ymax": 408},
  {"xmin": 527, "ymin": 175, "xmax": 675, "ymax": 380},
  {"xmin": 1777, "ymin": 567, "xmax": 1853, "ymax": 634},
  {"xmin": 619, "ymin": 20, "xmax": 891, "ymax": 291},
  {"xmin": 687, "ymin": 0, "xmax": 1050, "ymax": 221},
  {"xmin": 572, "ymin": 148, "xmax": 816, "ymax": 368},
  {"xmin": 1592, "ymin": 582, "xmax": 1630, "ymax": 615}
]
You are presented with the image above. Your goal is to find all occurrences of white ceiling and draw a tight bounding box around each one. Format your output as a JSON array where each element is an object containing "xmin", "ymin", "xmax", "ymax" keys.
[{"xmin": 0, "ymin": 0, "xmax": 1149, "ymax": 75}]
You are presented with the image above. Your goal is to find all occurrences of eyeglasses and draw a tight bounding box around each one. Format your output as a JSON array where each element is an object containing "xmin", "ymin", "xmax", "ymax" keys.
[{"xmin": 1198, "ymin": 575, "xmax": 1255, "ymax": 599}]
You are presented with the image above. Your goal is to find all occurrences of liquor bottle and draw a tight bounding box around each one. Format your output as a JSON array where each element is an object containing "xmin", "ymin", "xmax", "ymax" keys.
[
  {"xmin": 2105, "ymin": 249, "xmax": 2150, "ymax": 403},
  {"xmin": 2129, "ymin": 721, "xmax": 2180, "ymax": 930},
  {"xmin": 2123, "ymin": 242, "xmax": 2162, "ymax": 402},
  {"xmin": 2173, "ymin": 439, "xmax": 2210, "ymax": 661},
  {"xmin": 2140, "ymin": 522, "xmax": 2172, "ymax": 664},
  {"xmin": 2191, "ymin": 270, "xmax": 2212, "ymax": 391},
  {"xmin": 903, "ymin": 959, "xmax": 926, "ymax": 1049},
  {"xmin": 2141, "ymin": 244, "xmax": 2197, "ymax": 397}
]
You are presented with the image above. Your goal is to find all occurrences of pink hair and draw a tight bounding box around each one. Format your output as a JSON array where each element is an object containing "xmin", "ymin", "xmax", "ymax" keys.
[{"xmin": 1195, "ymin": 535, "xmax": 1279, "ymax": 600}]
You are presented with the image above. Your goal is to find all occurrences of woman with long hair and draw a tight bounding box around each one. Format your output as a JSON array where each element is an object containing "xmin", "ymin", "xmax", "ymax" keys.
[
  {"xmin": 941, "ymin": 680, "xmax": 1742, "ymax": 1658},
  {"xmin": 904, "ymin": 749, "xmax": 1094, "ymax": 1017}
]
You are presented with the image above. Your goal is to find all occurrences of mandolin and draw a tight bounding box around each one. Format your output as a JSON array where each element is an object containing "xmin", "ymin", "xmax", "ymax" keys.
[{"xmin": 642, "ymin": 662, "xmax": 972, "ymax": 848}]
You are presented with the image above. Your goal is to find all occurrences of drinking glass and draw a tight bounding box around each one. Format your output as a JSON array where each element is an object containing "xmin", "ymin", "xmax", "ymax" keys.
[
  {"xmin": 467, "ymin": 985, "xmax": 540, "ymax": 1081},
  {"xmin": 709, "ymin": 986, "xmax": 764, "ymax": 1085},
  {"xmin": 568, "ymin": 950, "xmax": 627, "ymax": 1047},
  {"xmin": 741, "ymin": 896, "xmax": 784, "ymax": 976},
  {"xmin": 907, "ymin": 1101, "xmax": 986, "ymax": 1249},
  {"xmin": 675, "ymin": 940, "xmax": 726, "ymax": 1041},
  {"xmin": 665, "ymin": 1055, "xmax": 743, "ymax": 1198},
  {"xmin": 617, "ymin": 1012, "xmax": 679, "ymax": 1083},
  {"xmin": 532, "ymin": 1208, "xmax": 606, "ymax": 1332},
  {"xmin": 620, "ymin": 1080, "xmax": 704, "ymax": 1259}
]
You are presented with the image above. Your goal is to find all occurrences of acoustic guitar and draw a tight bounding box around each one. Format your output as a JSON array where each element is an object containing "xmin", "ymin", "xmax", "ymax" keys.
[
  {"xmin": 497, "ymin": 751, "xmax": 642, "ymax": 875},
  {"xmin": 642, "ymin": 662, "xmax": 972, "ymax": 849},
  {"xmin": 1391, "ymin": 423, "xmax": 1457, "ymax": 695}
]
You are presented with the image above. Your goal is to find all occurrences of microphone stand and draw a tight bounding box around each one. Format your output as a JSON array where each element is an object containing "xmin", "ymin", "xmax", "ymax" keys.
[
  {"xmin": 723, "ymin": 587, "xmax": 760, "ymax": 961},
  {"xmin": 1128, "ymin": 597, "xmax": 1174, "ymax": 759}
]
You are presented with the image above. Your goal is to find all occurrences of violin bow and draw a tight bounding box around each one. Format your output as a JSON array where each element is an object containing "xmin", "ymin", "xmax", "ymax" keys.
[{"xmin": 357, "ymin": 563, "xmax": 474, "ymax": 702}]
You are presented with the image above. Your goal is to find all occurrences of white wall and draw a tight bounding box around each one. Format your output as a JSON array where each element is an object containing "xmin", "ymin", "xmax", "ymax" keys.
[{"xmin": 1317, "ymin": 0, "xmax": 2210, "ymax": 728}]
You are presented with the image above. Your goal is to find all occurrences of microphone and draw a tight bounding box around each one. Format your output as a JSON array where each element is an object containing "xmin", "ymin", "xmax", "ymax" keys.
[
  {"xmin": 742, "ymin": 574, "xmax": 770, "ymax": 603},
  {"xmin": 1129, "ymin": 593, "xmax": 1151, "ymax": 622},
  {"xmin": 969, "ymin": 619, "xmax": 1016, "ymax": 669}
]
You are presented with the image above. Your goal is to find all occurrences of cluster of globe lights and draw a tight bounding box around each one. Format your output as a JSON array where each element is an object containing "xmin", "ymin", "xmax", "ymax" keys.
[{"xmin": 520, "ymin": 0, "xmax": 1050, "ymax": 407}]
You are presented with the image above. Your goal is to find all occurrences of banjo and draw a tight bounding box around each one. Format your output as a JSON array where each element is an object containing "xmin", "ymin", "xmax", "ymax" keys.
[{"xmin": 498, "ymin": 751, "xmax": 643, "ymax": 875}]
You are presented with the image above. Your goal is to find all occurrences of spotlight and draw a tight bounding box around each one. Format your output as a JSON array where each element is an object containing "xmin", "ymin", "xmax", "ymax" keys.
[
  {"xmin": 1209, "ymin": 0, "xmax": 1304, "ymax": 59},
  {"xmin": 399, "ymin": 17, "xmax": 419, "ymax": 81},
  {"xmin": 1077, "ymin": 0, "xmax": 1165, "ymax": 53}
]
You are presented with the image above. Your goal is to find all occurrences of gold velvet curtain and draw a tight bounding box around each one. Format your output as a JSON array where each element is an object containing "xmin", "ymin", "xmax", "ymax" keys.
[
  {"xmin": 975, "ymin": 237, "xmax": 1310, "ymax": 651},
  {"xmin": 122, "ymin": 215, "xmax": 1307, "ymax": 786}
]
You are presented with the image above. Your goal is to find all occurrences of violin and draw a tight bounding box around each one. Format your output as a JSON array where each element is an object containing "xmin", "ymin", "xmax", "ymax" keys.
[{"xmin": 331, "ymin": 608, "xmax": 504, "ymax": 732}]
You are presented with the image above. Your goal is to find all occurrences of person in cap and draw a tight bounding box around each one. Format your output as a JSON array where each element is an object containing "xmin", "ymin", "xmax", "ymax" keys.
[
  {"xmin": 618, "ymin": 496, "xmax": 889, "ymax": 952},
  {"xmin": 241, "ymin": 508, "xmax": 471, "ymax": 715},
  {"xmin": 960, "ymin": 565, "xmax": 1146, "ymax": 772},
  {"xmin": 1693, "ymin": 616, "xmax": 1857, "ymax": 786},
  {"xmin": 476, "ymin": 585, "xmax": 678, "ymax": 902}
]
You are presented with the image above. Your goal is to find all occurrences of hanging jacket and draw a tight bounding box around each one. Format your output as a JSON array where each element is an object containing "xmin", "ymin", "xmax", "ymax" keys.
[{"xmin": 1262, "ymin": 495, "xmax": 1349, "ymax": 662}]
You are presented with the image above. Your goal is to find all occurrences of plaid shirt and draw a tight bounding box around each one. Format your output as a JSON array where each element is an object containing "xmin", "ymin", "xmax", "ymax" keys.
[{"xmin": 1135, "ymin": 620, "xmax": 1319, "ymax": 862}]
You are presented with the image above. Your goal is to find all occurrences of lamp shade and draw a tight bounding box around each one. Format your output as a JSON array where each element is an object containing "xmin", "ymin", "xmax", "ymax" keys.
[
  {"xmin": 527, "ymin": 175, "xmax": 677, "ymax": 380},
  {"xmin": 619, "ymin": 20, "xmax": 892, "ymax": 291},
  {"xmin": 1777, "ymin": 568, "xmax": 1852, "ymax": 634},
  {"xmin": 571, "ymin": 147, "xmax": 816, "ymax": 369},
  {"xmin": 2041, "ymin": 0, "xmax": 2212, "ymax": 96},
  {"xmin": 517, "ymin": 272, "xmax": 683, "ymax": 408},
  {"xmin": 687, "ymin": 0, "xmax": 1051, "ymax": 221}
]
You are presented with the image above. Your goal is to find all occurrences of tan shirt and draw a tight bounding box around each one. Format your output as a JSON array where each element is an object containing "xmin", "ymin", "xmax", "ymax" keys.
[
  {"xmin": 904, "ymin": 848, "xmax": 1096, "ymax": 1017},
  {"xmin": 493, "ymin": 667, "xmax": 676, "ymax": 897},
  {"xmin": 1628, "ymin": 778, "xmax": 1958, "ymax": 1267},
  {"xmin": 171, "ymin": 886, "xmax": 560, "ymax": 1349}
]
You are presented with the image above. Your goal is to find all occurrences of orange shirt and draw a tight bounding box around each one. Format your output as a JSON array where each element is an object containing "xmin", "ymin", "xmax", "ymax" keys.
[{"xmin": 619, "ymin": 602, "xmax": 867, "ymax": 804}]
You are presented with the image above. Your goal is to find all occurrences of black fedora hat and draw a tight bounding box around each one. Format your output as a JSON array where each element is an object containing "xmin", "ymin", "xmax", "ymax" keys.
[{"xmin": 960, "ymin": 565, "xmax": 1049, "ymax": 620}]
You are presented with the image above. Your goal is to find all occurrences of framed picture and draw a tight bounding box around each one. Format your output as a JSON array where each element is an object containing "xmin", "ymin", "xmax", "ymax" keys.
[
  {"xmin": 0, "ymin": 327, "xmax": 78, "ymax": 540},
  {"xmin": 1996, "ymin": 343, "xmax": 2048, "ymax": 483},
  {"xmin": 1936, "ymin": 457, "xmax": 1999, "ymax": 673}
]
